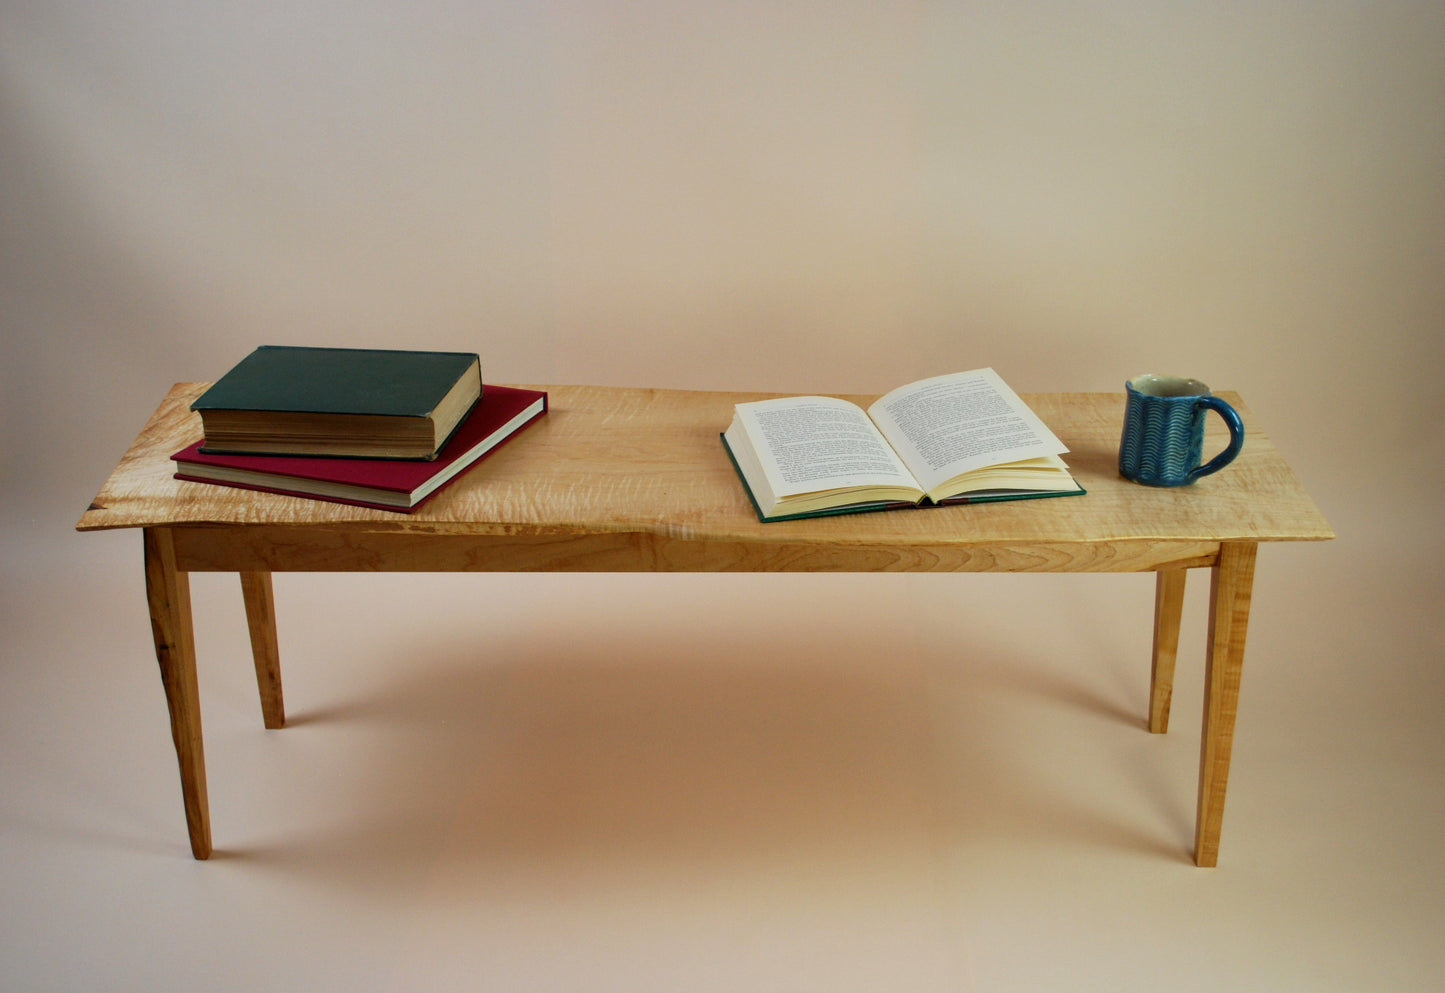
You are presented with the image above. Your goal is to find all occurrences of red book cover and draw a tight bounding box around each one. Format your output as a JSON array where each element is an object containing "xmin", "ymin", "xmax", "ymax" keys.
[{"xmin": 173, "ymin": 385, "xmax": 547, "ymax": 511}]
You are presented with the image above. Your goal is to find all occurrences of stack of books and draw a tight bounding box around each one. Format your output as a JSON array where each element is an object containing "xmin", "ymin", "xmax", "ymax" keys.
[{"xmin": 173, "ymin": 345, "xmax": 548, "ymax": 511}]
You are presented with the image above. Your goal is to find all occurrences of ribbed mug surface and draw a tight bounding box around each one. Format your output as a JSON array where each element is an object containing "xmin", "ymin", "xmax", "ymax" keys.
[{"xmin": 1118, "ymin": 376, "xmax": 1244, "ymax": 486}]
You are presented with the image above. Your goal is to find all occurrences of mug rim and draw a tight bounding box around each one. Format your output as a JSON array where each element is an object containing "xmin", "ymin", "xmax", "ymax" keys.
[{"xmin": 1128, "ymin": 373, "xmax": 1212, "ymax": 398}]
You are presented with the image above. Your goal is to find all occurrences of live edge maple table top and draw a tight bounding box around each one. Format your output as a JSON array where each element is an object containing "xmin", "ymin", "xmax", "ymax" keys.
[
  {"xmin": 78, "ymin": 382, "xmax": 1332, "ymax": 569},
  {"xmin": 77, "ymin": 383, "xmax": 1332, "ymax": 867}
]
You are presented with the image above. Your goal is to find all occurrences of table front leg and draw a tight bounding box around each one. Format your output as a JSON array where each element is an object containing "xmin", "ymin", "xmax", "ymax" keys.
[
  {"xmin": 240, "ymin": 572, "xmax": 284, "ymax": 729},
  {"xmin": 1149, "ymin": 568, "xmax": 1188, "ymax": 733},
  {"xmin": 1194, "ymin": 541, "xmax": 1258, "ymax": 867},
  {"xmin": 143, "ymin": 528, "xmax": 212, "ymax": 859}
]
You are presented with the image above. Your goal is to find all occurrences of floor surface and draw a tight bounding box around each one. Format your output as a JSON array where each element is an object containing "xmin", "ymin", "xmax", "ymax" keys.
[{"xmin": 4, "ymin": 524, "xmax": 1441, "ymax": 992}]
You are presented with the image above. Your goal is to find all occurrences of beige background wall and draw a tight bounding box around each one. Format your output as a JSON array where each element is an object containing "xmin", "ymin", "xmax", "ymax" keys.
[
  {"xmin": 4, "ymin": 3, "xmax": 1443, "ymax": 991},
  {"xmin": 6, "ymin": 1, "xmax": 1442, "ymax": 529}
]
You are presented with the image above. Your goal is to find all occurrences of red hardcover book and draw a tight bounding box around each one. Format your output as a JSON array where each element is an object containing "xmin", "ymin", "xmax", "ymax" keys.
[{"xmin": 173, "ymin": 385, "xmax": 547, "ymax": 512}]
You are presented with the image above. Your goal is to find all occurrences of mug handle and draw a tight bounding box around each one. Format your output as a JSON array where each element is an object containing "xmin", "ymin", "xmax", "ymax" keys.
[{"xmin": 1188, "ymin": 396, "xmax": 1245, "ymax": 481}]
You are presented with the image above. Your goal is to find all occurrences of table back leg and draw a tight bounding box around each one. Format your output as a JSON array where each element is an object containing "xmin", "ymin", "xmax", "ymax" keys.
[
  {"xmin": 143, "ymin": 528, "xmax": 212, "ymax": 859},
  {"xmin": 1150, "ymin": 568, "xmax": 1188, "ymax": 733},
  {"xmin": 240, "ymin": 572, "xmax": 285, "ymax": 729},
  {"xmin": 1194, "ymin": 541, "xmax": 1257, "ymax": 867}
]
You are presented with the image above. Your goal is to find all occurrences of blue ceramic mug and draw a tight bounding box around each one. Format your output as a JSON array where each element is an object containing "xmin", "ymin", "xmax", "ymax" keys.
[{"xmin": 1118, "ymin": 375, "xmax": 1244, "ymax": 486}]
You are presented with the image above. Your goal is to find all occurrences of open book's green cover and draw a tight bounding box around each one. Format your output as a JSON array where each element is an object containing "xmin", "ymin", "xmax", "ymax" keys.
[
  {"xmin": 721, "ymin": 434, "xmax": 1086, "ymax": 523},
  {"xmin": 191, "ymin": 346, "xmax": 480, "ymax": 417}
]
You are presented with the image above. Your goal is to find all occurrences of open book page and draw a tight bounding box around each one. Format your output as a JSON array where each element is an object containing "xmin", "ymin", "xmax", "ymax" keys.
[
  {"xmin": 866, "ymin": 369, "xmax": 1068, "ymax": 497},
  {"xmin": 731, "ymin": 395, "xmax": 920, "ymax": 499}
]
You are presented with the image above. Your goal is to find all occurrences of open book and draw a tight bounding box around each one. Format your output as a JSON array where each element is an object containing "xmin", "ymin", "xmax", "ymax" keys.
[{"xmin": 722, "ymin": 368, "xmax": 1084, "ymax": 522}]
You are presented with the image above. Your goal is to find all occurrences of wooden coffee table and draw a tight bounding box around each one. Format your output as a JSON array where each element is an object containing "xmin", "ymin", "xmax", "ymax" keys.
[{"xmin": 77, "ymin": 383, "xmax": 1333, "ymax": 864}]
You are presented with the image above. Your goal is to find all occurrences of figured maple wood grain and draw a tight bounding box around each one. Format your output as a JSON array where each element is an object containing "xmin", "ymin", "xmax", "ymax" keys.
[
  {"xmin": 166, "ymin": 526, "xmax": 1224, "ymax": 574},
  {"xmin": 78, "ymin": 384, "xmax": 1335, "ymax": 571},
  {"xmin": 1195, "ymin": 541, "xmax": 1259, "ymax": 868},
  {"xmin": 239, "ymin": 571, "xmax": 284, "ymax": 729},
  {"xmin": 1149, "ymin": 569, "xmax": 1189, "ymax": 733},
  {"xmin": 142, "ymin": 527, "xmax": 211, "ymax": 859}
]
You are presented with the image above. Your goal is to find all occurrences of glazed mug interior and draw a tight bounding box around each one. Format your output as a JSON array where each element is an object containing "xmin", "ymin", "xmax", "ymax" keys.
[{"xmin": 1128, "ymin": 374, "xmax": 1211, "ymax": 398}]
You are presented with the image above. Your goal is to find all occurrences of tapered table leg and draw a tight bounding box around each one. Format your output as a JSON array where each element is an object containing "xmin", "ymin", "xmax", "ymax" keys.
[
  {"xmin": 240, "ymin": 572, "xmax": 285, "ymax": 729},
  {"xmin": 1149, "ymin": 569, "xmax": 1188, "ymax": 733},
  {"xmin": 1194, "ymin": 541, "xmax": 1258, "ymax": 867},
  {"xmin": 143, "ymin": 528, "xmax": 212, "ymax": 859}
]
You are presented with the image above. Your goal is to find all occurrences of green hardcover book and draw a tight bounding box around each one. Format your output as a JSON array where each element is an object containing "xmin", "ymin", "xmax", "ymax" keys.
[{"xmin": 191, "ymin": 345, "xmax": 483, "ymax": 460}]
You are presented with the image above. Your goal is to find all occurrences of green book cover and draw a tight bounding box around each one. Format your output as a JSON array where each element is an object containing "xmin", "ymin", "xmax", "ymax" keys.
[{"xmin": 192, "ymin": 346, "xmax": 480, "ymax": 417}]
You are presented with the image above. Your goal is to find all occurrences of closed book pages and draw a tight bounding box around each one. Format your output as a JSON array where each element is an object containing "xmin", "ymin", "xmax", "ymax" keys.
[
  {"xmin": 175, "ymin": 386, "xmax": 547, "ymax": 511},
  {"xmin": 191, "ymin": 345, "xmax": 483, "ymax": 459}
]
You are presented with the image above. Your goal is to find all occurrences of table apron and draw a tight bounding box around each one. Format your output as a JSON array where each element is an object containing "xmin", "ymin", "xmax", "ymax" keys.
[{"xmin": 165, "ymin": 526, "xmax": 1221, "ymax": 574}]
